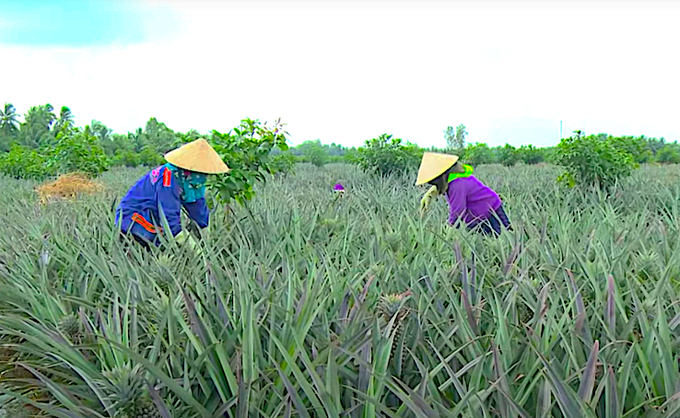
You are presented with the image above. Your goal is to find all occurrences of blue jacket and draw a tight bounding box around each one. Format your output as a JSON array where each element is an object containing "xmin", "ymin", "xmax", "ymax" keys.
[{"xmin": 115, "ymin": 165, "xmax": 209, "ymax": 245}]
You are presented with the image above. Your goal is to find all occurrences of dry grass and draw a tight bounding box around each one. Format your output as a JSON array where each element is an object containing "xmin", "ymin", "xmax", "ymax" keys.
[{"xmin": 35, "ymin": 172, "xmax": 104, "ymax": 204}]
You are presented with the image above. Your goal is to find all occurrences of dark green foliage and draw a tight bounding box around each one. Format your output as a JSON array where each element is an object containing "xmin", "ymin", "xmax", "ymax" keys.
[
  {"xmin": 208, "ymin": 118, "xmax": 290, "ymax": 205},
  {"xmin": 356, "ymin": 133, "xmax": 423, "ymax": 176},
  {"xmin": 464, "ymin": 142, "xmax": 495, "ymax": 166},
  {"xmin": 554, "ymin": 131, "xmax": 637, "ymax": 189},
  {"xmin": 48, "ymin": 127, "xmax": 109, "ymax": 177},
  {"xmin": 0, "ymin": 144, "xmax": 54, "ymax": 180},
  {"xmin": 0, "ymin": 127, "xmax": 109, "ymax": 180},
  {"xmin": 270, "ymin": 150, "xmax": 297, "ymax": 175},
  {"xmin": 295, "ymin": 139, "xmax": 328, "ymax": 167},
  {"xmin": 656, "ymin": 142, "xmax": 680, "ymax": 164},
  {"xmin": 608, "ymin": 135, "xmax": 652, "ymax": 164},
  {"xmin": 497, "ymin": 144, "xmax": 519, "ymax": 167},
  {"xmin": 518, "ymin": 144, "xmax": 545, "ymax": 165}
]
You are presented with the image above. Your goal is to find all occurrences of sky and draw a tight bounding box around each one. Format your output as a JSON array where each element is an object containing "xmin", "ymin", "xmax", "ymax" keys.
[{"xmin": 1, "ymin": 0, "xmax": 678, "ymax": 149}]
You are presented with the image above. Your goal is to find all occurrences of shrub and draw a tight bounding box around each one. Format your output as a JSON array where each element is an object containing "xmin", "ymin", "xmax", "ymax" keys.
[
  {"xmin": 464, "ymin": 143, "xmax": 495, "ymax": 166},
  {"xmin": 518, "ymin": 144, "xmax": 544, "ymax": 165},
  {"xmin": 608, "ymin": 135, "xmax": 652, "ymax": 164},
  {"xmin": 270, "ymin": 150, "xmax": 298, "ymax": 175},
  {"xmin": 208, "ymin": 118, "xmax": 290, "ymax": 205},
  {"xmin": 554, "ymin": 131, "xmax": 637, "ymax": 189},
  {"xmin": 0, "ymin": 144, "xmax": 54, "ymax": 180},
  {"xmin": 497, "ymin": 144, "xmax": 518, "ymax": 167},
  {"xmin": 655, "ymin": 142, "xmax": 680, "ymax": 164},
  {"xmin": 297, "ymin": 140, "xmax": 328, "ymax": 167},
  {"xmin": 48, "ymin": 127, "xmax": 109, "ymax": 177},
  {"xmin": 356, "ymin": 133, "xmax": 422, "ymax": 176}
]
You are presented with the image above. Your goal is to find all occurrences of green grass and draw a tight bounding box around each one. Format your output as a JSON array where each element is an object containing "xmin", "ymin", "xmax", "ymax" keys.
[{"xmin": 0, "ymin": 162, "xmax": 679, "ymax": 417}]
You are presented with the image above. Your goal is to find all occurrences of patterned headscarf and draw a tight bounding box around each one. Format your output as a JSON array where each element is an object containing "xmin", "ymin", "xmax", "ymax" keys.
[{"xmin": 165, "ymin": 163, "xmax": 207, "ymax": 203}]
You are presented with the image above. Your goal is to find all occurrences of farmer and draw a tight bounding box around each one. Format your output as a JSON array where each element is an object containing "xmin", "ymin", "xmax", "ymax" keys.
[
  {"xmin": 115, "ymin": 138, "xmax": 230, "ymax": 250},
  {"xmin": 416, "ymin": 152, "xmax": 511, "ymax": 236}
]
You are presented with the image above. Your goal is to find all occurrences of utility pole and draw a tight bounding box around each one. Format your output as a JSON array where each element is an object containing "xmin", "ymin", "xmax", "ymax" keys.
[{"xmin": 560, "ymin": 120, "xmax": 562, "ymax": 140}]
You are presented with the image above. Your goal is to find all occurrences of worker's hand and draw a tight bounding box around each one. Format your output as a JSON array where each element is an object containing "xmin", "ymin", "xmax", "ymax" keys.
[
  {"xmin": 420, "ymin": 185, "xmax": 438, "ymax": 215},
  {"xmin": 176, "ymin": 230, "xmax": 202, "ymax": 256}
]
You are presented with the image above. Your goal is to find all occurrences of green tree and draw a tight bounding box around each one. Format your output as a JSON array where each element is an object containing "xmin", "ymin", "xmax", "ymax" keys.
[
  {"xmin": 90, "ymin": 120, "xmax": 113, "ymax": 145},
  {"xmin": 356, "ymin": 133, "xmax": 423, "ymax": 176},
  {"xmin": 444, "ymin": 124, "xmax": 466, "ymax": 153},
  {"xmin": 53, "ymin": 106, "xmax": 75, "ymax": 137},
  {"xmin": 554, "ymin": 131, "xmax": 637, "ymax": 190},
  {"xmin": 455, "ymin": 124, "xmax": 467, "ymax": 149},
  {"xmin": 208, "ymin": 118, "xmax": 290, "ymax": 205},
  {"xmin": 497, "ymin": 143, "xmax": 518, "ymax": 167},
  {"xmin": 47, "ymin": 126, "xmax": 109, "ymax": 177},
  {"xmin": 0, "ymin": 103, "xmax": 20, "ymax": 151},
  {"xmin": 518, "ymin": 144, "xmax": 544, "ymax": 165},
  {"xmin": 656, "ymin": 142, "xmax": 680, "ymax": 164},
  {"xmin": 298, "ymin": 139, "xmax": 328, "ymax": 167},
  {"xmin": 19, "ymin": 104, "xmax": 57, "ymax": 148},
  {"xmin": 144, "ymin": 117, "xmax": 179, "ymax": 154},
  {"xmin": 464, "ymin": 142, "xmax": 495, "ymax": 166}
]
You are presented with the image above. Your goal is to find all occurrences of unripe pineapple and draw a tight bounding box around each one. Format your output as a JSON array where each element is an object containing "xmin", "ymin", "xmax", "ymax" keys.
[
  {"xmin": 102, "ymin": 364, "xmax": 161, "ymax": 418},
  {"xmin": 377, "ymin": 290, "xmax": 412, "ymax": 357},
  {"xmin": 58, "ymin": 313, "xmax": 84, "ymax": 345},
  {"xmin": 128, "ymin": 396, "xmax": 162, "ymax": 418},
  {"xmin": 0, "ymin": 398, "xmax": 37, "ymax": 418}
]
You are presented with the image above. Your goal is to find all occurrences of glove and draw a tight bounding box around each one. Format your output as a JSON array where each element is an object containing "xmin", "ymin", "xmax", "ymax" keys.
[
  {"xmin": 420, "ymin": 185, "xmax": 438, "ymax": 214},
  {"xmin": 175, "ymin": 230, "xmax": 202, "ymax": 256}
]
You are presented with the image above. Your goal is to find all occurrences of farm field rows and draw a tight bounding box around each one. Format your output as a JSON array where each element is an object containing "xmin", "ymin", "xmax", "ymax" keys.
[{"xmin": 1, "ymin": 162, "xmax": 680, "ymax": 417}]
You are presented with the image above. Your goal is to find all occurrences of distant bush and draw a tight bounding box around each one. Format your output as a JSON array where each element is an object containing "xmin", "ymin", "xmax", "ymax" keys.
[
  {"xmin": 356, "ymin": 134, "xmax": 422, "ymax": 176},
  {"xmin": 497, "ymin": 144, "xmax": 518, "ymax": 167},
  {"xmin": 464, "ymin": 143, "xmax": 495, "ymax": 166},
  {"xmin": 48, "ymin": 127, "xmax": 109, "ymax": 177},
  {"xmin": 554, "ymin": 131, "xmax": 637, "ymax": 189},
  {"xmin": 270, "ymin": 151, "xmax": 297, "ymax": 175},
  {"xmin": 656, "ymin": 143, "xmax": 680, "ymax": 164},
  {"xmin": 608, "ymin": 136, "xmax": 652, "ymax": 164},
  {"xmin": 0, "ymin": 127, "xmax": 109, "ymax": 180},
  {"xmin": 0, "ymin": 144, "xmax": 54, "ymax": 180},
  {"xmin": 518, "ymin": 144, "xmax": 544, "ymax": 165}
]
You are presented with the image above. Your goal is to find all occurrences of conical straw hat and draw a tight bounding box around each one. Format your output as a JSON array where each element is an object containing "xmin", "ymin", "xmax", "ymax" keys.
[
  {"xmin": 164, "ymin": 138, "xmax": 230, "ymax": 174},
  {"xmin": 415, "ymin": 152, "xmax": 460, "ymax": 185}
]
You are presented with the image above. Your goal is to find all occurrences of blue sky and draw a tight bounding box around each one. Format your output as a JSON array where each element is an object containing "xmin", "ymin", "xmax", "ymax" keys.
[
  {"xmin": 1, "ymin": 0, "xmax": 679, "ymax": 148},
  {"xmin": 0, "ymin": 0, "xmax": 179, "ymax": 46}
]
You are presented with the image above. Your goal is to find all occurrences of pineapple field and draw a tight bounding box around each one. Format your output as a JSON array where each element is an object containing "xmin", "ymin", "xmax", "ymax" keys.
[{"xmin": 1, "ymin": 162, "xmax": 680, "ymax": 418}]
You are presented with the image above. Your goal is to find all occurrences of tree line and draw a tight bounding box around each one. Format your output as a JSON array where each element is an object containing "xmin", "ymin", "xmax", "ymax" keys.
[{"xmin": 1, "ymin": 102, "xmax": 679, "ymax": 182}]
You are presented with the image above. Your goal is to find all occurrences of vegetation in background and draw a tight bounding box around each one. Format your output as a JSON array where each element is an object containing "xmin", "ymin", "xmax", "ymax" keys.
[
  {"xmin": 356, "ymin": 133, "xmax": 423, "ymax": 176},
  {"xmin": 208, "ymin": 118, "xmax": 290, "ymax": 205},
  {"xmin": 444, "ymin": 123, "xmax": 467, "ymax": 154},
  {"xmin": 554, "ymin": 131, "xmax": 638, "ymax": 189},
  {"xmin": 1, "ymin": 101, "xmax": 680, "ymax": 191}
]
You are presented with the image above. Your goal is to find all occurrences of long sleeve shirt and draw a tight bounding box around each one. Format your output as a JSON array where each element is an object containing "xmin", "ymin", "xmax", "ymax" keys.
[
  {"xmin": 445, "ymin": 175, "xmax": 502, "ymax": 226},
  {"xmin": 115, "ymin": 164, "xmax": 209, "ymax": 245}
]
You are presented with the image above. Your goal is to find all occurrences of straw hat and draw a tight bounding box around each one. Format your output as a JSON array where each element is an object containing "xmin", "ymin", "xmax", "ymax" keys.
[
  {"xmin": 415, "ymin": 152, "xmax": 460, "ymax": 185},
  {"xmin": 164, "ymin": 139, "xmax": 230, "ymax": 174}
]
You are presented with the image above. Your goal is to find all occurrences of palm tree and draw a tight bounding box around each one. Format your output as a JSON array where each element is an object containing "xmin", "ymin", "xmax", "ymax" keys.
[
  {"xmin": 54, "ymin": 106, "xmax": 75, "ymax": 135},
  {"xmin": 0, "ymin": 103, "xmax": 20, "ymax": 137},
  {"xmin": 20, "ymin": 104, "xmax": 57, "ymax": 147}
]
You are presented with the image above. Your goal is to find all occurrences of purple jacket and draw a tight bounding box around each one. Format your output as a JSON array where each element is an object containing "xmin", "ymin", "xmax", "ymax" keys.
[
  {"xmin": 446, "ymin": 175, "xmax": 502, "ymax": 225},
  {"xmin": 115, "ymin": 165, "xmax": 209, "ymax": 245}
]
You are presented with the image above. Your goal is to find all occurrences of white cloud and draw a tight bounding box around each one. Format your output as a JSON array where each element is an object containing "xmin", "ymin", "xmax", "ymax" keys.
[{"xmin": 1, "ymin": 0, "xmax": 678, "ymax": 147}]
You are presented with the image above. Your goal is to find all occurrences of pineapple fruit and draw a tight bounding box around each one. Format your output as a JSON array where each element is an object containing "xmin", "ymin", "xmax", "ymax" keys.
[
  {"xmin": 102, "ymin": 364, "xmax": 161, "ymax": 418},
  {"xmin": 377, "ymin": 290, "xmax": 412, "ymax": 355},
  {"xmin": 57, "ymin": 313, "xmax": 84, "ymax": 345}
]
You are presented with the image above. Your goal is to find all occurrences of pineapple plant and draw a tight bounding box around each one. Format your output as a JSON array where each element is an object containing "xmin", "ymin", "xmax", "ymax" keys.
[
  {"xmin": 376, "ymin": 290, "xmax": 413, "ymax": 355},
  {"xmin": 101, "ymin": 364, "xmax": 161, "ymax": 418},
  {"xmin": 57, "ymin": 313, "xmax": 84, "ymax": 345}
]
